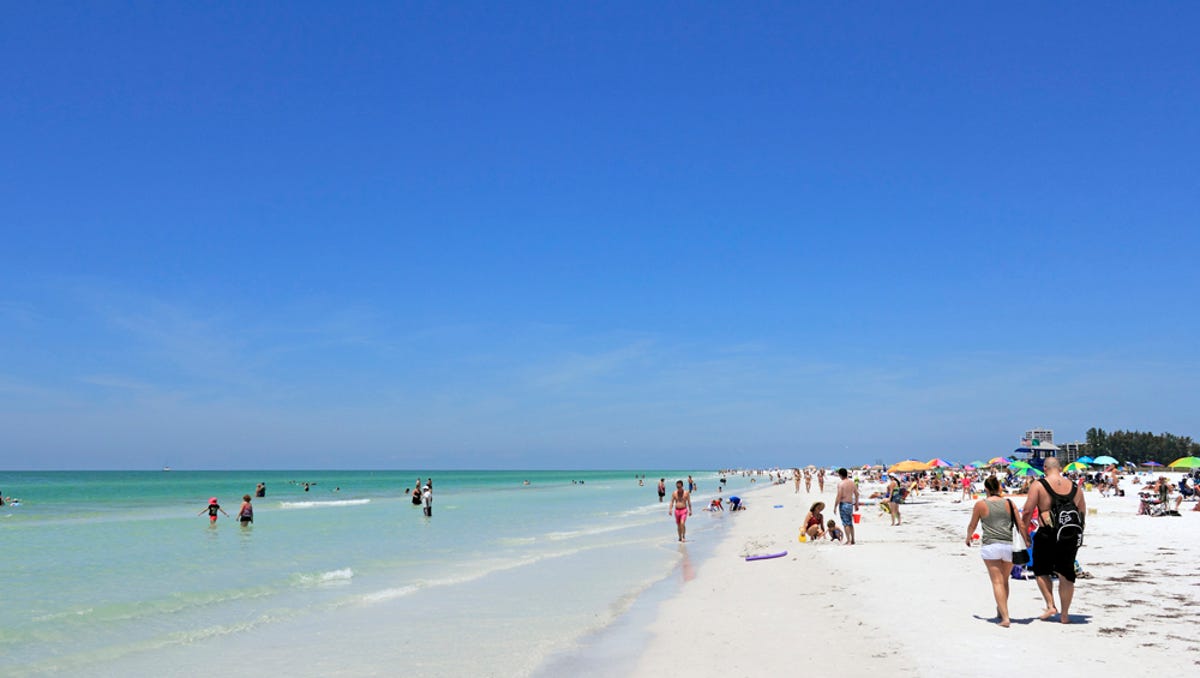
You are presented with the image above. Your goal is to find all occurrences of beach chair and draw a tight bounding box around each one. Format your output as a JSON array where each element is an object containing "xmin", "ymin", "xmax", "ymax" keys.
[{"xmin": 1178, "ymin": 480, "xmax": 1196, "ymax": 502}]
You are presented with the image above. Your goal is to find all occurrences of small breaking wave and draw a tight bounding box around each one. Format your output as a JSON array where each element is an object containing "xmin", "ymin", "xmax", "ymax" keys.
[
  {"xmin": 545, "ymin": 522, "xmax": 637, "ymax": 541},
  {"xmin": 293, "ymin": 568, "xmax": 354, "ymax": 586},
  {"xmin": 359, "ymin": 585, "xmax": 419, "ymax": 603},
  {"xmin": 278, "ymin": 499, "xmax": 370, "ymax": 510}
]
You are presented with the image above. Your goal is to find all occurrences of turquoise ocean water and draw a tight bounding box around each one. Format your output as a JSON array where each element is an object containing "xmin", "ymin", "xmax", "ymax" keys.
[{"xmin": 0, "ymin": 470, "xmax": 758, "ymax": 676}]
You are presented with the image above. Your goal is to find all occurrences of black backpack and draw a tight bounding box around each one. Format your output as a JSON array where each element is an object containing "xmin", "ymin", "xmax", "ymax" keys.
[{"xmin": 1039, "ymin": 478, "xmax": 1083, "ymax": 546}]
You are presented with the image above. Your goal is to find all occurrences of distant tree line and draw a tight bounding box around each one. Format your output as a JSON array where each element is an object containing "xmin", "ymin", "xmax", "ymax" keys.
[{"xmin": 1084, "ymin": 428, "xmax": 1200, "ymax": 465}]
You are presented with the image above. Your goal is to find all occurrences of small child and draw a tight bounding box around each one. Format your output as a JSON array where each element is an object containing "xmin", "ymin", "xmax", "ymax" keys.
[
  {"xmin": 827, "ymin": 519, "xmax": 844, "ymax": 543},
  {"xmin": 199, "ymin": 497, "xmax": 229, "ymax": 523}
]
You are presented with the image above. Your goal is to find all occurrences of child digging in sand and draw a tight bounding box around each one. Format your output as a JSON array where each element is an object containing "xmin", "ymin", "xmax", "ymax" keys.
[{"xmin": 827, "ymin": 519, "xmax": 844, "ymax": 543}]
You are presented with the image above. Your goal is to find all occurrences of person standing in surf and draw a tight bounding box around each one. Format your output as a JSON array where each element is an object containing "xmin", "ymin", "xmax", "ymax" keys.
[
  {"xmin": 669, "ymin": 480, "xmax": 692, "ymax": 542},
  {"xmin": 238, "ymin": 494, "xmax": 254, "ymax": 525},
  {"xmin": 657, "ymin": 478, "xmax": 666, "ymax": 502},
  {"xmin": 199, "ymin": 497, "xmax": 228, "ymax": 523}
]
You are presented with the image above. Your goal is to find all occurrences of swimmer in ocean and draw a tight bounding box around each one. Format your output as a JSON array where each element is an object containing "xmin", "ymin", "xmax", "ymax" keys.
[{"xmin": 199, "ymin": 497, "xmax": 229, "ymax": 523}]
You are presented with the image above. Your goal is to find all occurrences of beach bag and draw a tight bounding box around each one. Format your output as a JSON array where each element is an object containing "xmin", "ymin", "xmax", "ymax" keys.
[
  {"xmin": 1039, "ymin": 479, "xmax": 1084, "ymax": 547},
  {"xmin": 1006, "ymin": 500, "xmax": 1029, "ymax": 565}
]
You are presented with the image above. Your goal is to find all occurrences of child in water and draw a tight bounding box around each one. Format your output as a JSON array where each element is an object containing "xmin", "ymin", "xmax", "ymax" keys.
[
  {"xmin": 827, "ymin": 519, "xmax": 844, "ymax": 543},
  {"xmin": 199, "ymin": 497, "xmax": 229, "ymax": 523}
]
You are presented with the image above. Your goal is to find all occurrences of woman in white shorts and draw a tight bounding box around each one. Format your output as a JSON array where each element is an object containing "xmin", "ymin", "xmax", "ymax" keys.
[{"xmin": 965, "ymin": 476, "xmax": 1029, "ymax": 627}]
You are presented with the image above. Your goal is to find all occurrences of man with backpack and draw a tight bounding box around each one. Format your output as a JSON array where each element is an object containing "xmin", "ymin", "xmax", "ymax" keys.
[{"xmin": 1021, "ymin": 457, "xmax": 1086, "ymax": 624}]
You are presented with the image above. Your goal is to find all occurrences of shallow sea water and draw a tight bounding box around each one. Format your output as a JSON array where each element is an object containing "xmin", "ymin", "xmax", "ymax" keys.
[{"xmin": 0, "ymin": 470, "xmax": 757, "ymax": 676}]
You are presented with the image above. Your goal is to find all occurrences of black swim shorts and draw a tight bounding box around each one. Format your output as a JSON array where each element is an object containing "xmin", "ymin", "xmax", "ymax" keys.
[{"xmin": 1032, "ymin": 528, "xmax": 1077, "ymax": 582}]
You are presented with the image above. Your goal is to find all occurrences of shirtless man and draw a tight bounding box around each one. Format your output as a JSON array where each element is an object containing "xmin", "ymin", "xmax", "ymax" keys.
[
  {"xmin": 657, "ymin": 478, "xmax": 666, "ymax": 502},
  {"xmin": 833, "ymin": 468, "xmax": 860, "ymax": 545},
  {"xmin": 669, "ymin": 480, "xmax": 692, "ymax": 542},
  {"xmin": 1021, "ymin": 457, "xmax": 1086, "ymax": 624}
]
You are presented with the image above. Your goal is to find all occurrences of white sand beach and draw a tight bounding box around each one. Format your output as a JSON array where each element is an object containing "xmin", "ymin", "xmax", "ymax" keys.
[{"xmin": 634, "ymin": 473, "xmax": 1200, "ymax": 677}]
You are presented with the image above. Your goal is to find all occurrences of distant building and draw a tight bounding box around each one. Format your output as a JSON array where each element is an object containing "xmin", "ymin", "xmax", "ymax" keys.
[
  {"xmin": 1058, "ymin": 441, "xmax": 1088, "ymax": 464},
  {"xmin": 1012, "ymin": 427, "xmax": 1060, "ymax": 464}
]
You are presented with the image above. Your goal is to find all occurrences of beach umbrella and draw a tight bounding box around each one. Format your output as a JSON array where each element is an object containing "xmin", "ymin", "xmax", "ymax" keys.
[
  {"xmin": 927, "ymin": 458, "xmax": 953, "ymax": 468},
  {"xmin": 1064, "ymin": 462, "xmax": 1089, "ymax": 472},
  {"xmin": 1092, "ymin": 455, "xmax": 1119, "ymax": 466},
  {"xmin": 1142, "ymin": 461, "xmax": 1163, "ymax": 467},
  {"xmin": 987, "ymin": 456, "xmax": 1010, "ymax": 466},
  {"xmin": 1168, "ymin": 456, "xmax": 1200, "ymax": 469},
  {"xmin": 887, "ymin": 460, "xmax": 932, "ymax": 473},
  {"xmin": 1077, "ymin": 456, "xmax": 1094, "ymax": 464},
  {"xmin": 1009, "ymin": 460, "xmax": 1032, "ymax": 469},
  {"xmin": 969, "ymin": 460, "xmax": 987, "ymax": 468},
  {"xmin": 1013, "ymin": 466, "xmax": 1045, "ymax": 477}
]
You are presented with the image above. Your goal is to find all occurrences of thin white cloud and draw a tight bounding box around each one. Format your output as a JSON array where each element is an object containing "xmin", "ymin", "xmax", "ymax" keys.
[{"xmin": 524, "ymin": 340, "xmax": 654, "ymax": 389}]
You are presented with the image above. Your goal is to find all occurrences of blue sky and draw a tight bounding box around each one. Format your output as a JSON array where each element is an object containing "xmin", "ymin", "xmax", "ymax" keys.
[{"xmin": 2, "ymin": 3, "xmax": 1198, "ymax": 469}]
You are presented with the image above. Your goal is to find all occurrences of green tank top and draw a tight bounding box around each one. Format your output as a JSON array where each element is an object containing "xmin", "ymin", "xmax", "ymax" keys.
[{"xmin": 980, "ymin": 498, "xmax": 1013, "ymax": 545}]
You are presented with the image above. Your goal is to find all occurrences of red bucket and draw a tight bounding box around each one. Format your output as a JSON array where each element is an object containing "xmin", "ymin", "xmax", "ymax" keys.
[{"xmin": 852, "ymin": 513, "xmax": 861, "ymax": 524}]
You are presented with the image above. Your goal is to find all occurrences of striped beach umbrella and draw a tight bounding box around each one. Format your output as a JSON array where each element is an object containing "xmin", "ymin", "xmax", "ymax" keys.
[
  {"xmin": 1168, "ymin": 456, "xmax": 1200, "ymax": 469},
  {"xmin": 1064, "ymin": 461, "xmax": 1089, "ymax": 472}
]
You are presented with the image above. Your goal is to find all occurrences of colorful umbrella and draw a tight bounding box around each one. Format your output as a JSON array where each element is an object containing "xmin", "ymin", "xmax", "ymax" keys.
[
  {"xmin": 968, "ymin": 460, "xmax": 986, "ymax": 468},
  {"xmin": 987, "ymin": 457, "xmax": 1010, "ymax": 466},
  {"xmin": 1168, "ymin": 456, "xmax": 1200, "ymax": 469},
  {"xmin": 1013, "ymin": 466, "xmax": 1045, "ymax": 477},
  {"xmin": 1009, "ymin": 460, "xmax": 1032, "ymax": 468},
  {"xmin": 927, "ymin": 458, "xmax": 953, "ymax": 468},
  {"xmin": 1064, "ymin": 461, "xmax": 1089, "ymax": 472},
  {"xmin": 1076, "ymin": 456, "xmax": 1094, "ymax": 464},
  {"xmin": 888, "ymin": 459, "xmax": 932, "ymax": 473},
  {"xmin": 1092, "ymin": 455, "xmax": 1119, "ymax": 466},
  {"xmin": 1142, "ymin": 461, "xmax": 1163, "ymax": 467}
]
